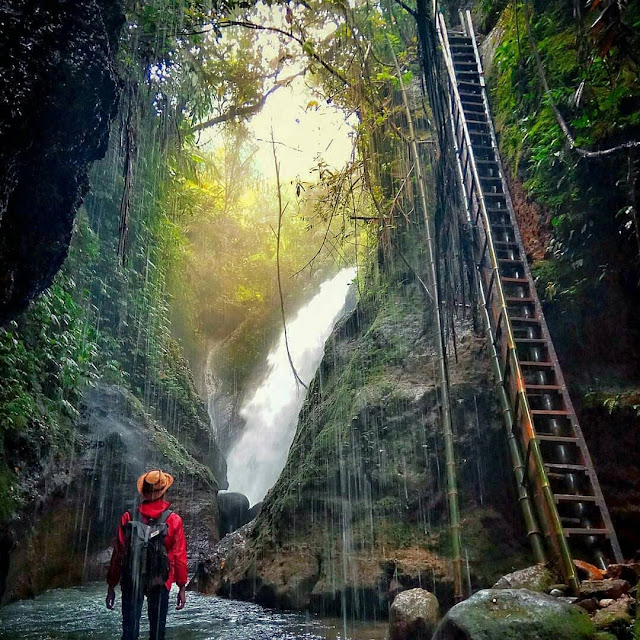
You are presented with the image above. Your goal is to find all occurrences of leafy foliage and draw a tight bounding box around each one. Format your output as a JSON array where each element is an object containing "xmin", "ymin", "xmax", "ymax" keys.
[{"xmin": 489, "ymin": 1, "xmax": 640, "ymax": 305}]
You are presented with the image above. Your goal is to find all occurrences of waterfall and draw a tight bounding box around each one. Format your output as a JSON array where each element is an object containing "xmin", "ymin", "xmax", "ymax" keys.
[{"xmin": 226, "ymin": 267, "xmax": 358, "ymax": 506}]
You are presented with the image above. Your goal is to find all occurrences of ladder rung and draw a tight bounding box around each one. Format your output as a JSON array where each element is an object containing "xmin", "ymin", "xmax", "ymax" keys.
[
  {"xmin": 537, "ymin": 434, "xmax": 578, "ymax": 442},
  {"xmin": 515, "ymin": 338, "xmax": 547, "ymax": 345},
  {"xmin": 519, "ymin": 360, "xmax": 554, "ymax": 368},
  {"xmin": 509, "ymin": 317, "xmax": 541, "ymax": 325},
  {"xmin": 554, "ymin": 494, "xmax": 597, "ymax": 503},
  {"xmin": 506, "ymin": 297, "xmax": 535, "ymax": 304},
  {"xmin": 527, "ymin": 384, "xmax": 563, "ymax": 391},
  {"xmin": 502, "ymin": 277, "xmax": 529, "ymax": 284},
  {"xmin": 494, "ymin": 240, "xmax": 518, "ymax": 247},
  {"xmin": 544, "ymin": 463, "xmax": 587, "ymax": 472},
  {"xmin": 498, "ymin": 258, "xmax": 525, "ymax": 265},
  {"xmin": 564, "ymin": 528, "xmax": 610, "ymax": 536},
  {"xmin": 531, "ymin": 409, "xmax": 571, "ymax": 417}
]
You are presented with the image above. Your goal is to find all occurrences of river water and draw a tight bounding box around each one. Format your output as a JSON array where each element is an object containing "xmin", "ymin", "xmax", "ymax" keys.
[{"xmin": 0, "ymin": 584, "xmax": 387, "ymax": 640}]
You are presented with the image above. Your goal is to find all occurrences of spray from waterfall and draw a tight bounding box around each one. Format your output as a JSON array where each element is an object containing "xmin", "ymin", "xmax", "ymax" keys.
[{"xmin": 226, "ymin": 267, "xmax": 358, "ymax": 505}]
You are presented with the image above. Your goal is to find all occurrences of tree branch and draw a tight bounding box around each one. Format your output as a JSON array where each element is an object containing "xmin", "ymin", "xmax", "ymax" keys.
[
  {"xmin": 523, "ymin": 3, "xmax": 640, "ymax": 159},
  {"xmin": 192, "ymin": 72, "xmax": 303, "ymax": 131},
  {"xmin": 272, "ymin": 129, "xmax": 308, "ymax": 390},
  {"xmin": 219, "ymin": 19, "xmax": 351, "ymax": 88},
  {"xmin": 393, "ymin": 0, "xmax": 418, "ymax": 18}
]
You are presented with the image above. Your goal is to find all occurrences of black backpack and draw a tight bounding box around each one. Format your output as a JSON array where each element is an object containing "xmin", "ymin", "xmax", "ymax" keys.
[{"xmin": 122, "ymin": 508, "xmax": 172, "ymax": 593}]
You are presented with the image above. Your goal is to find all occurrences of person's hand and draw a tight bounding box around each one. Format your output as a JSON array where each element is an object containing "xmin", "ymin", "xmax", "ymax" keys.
[
  {"xmin": 176, "ymin": 585, "xmax": 186, "ymax": 610},
  {"xmin": 106, "ymin": 586, "xmax": 116, "ymax": 610}
]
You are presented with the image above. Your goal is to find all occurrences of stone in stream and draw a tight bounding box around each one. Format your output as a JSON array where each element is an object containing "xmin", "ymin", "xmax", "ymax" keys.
[
  {"xmin": 579, "ymin": 579, "xmax": 630, "ymax": 600},
  {"xmin": 591, "ymin": 595, "xmax": 634, "ymax": 634},
  {"xmin": 432, "ymin": 588, "xmax": 597, "ymax": 640},
  {"xmin": 492, "ymin": 564, "xmax": 557, "ymax": 593},
  {"xmin": 218, "ymin": 491, "xmax": 251, "ymax": 535},
  {"xmin": 389, "ymin": 588, "xmax": 440, "ymax": 640}
]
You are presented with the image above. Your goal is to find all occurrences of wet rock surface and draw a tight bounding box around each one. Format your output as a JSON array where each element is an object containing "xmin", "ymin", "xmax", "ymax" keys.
[
  {"xmin": 492, "ymin": 564, "xmax": 558, "ymax": 592},
  {"xmin": 389, "ymin": 588, "xmax": 440, "ymax": 640},
  {"xmin": 433, "ymin": 588, "xmax": 597, "ymax": 640},
  {"xmin": 0, "ymin": 0, "xmax": 124, "ymax": 322},
  {"xmin": 579, "ymin": 579, "xmax": 631, "ymax": 601},
  {"xmin": 591, "ymin": 595, "xmax": 633, "ymax": 634},
  {"xmin": 218, "ymin": 492, "xmax": 251, "ymax": 536}
]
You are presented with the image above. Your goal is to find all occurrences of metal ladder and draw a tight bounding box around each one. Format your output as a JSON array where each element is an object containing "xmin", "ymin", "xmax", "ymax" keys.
[{"xmin": 436, "ymin": 10, "xmax": 623, "ymax": 591}]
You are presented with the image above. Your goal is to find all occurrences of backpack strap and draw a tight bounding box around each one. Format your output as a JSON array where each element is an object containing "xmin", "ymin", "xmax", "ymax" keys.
[{"xmin": 158, "ymin": 509, "xmax": 172, "ymax": 525}]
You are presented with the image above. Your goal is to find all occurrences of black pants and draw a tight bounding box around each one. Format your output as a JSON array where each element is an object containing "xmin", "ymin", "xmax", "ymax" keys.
[{"xmin": 121, "ymin": 585, "xmax": 170, "ymax": 640}]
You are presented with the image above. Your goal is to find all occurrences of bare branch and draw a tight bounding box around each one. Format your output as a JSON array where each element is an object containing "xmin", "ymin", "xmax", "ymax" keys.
[
  {"xmin": 192, "ymin": 72, "xmax": 303, "ymax": 131},
  {"xmin": 219, "ymin": 19, "xmax": 351, "ymax": 88},
  {"xmin": 272, "ymin": 129, "xmax": 308, "ymax": 390}
]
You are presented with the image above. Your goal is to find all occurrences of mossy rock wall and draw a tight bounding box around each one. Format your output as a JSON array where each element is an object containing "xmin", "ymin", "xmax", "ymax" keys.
[{"xmin": 197, "ymin": 255, "xmax": 532, "ymax": 616}]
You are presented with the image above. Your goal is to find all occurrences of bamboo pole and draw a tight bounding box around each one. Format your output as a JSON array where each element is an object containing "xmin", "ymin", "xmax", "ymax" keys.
[{"xmin": 388, "ymin": 38, "xmax": 464, "ymax": 602}]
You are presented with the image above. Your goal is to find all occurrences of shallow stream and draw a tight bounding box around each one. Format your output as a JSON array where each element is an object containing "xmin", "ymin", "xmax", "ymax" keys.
[{"xmin": 0, "ymin": 584, "xmax": 387, "ymax": 640}]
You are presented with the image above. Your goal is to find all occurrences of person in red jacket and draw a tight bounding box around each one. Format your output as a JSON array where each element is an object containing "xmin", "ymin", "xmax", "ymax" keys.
[{"xmin": 106, "ymin": 469, "xmax": 187, "ymax": 640}]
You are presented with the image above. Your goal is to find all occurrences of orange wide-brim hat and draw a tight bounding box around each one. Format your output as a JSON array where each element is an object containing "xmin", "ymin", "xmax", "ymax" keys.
[{"xmin": 137, "ymin": 469, "xmax": 174, "ymax": 501}]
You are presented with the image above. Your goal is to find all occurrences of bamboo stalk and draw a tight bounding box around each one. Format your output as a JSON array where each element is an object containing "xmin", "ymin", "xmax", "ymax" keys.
[{"xmin": 388, "ymin": 37, "xmax": 464, "ymax": 602}]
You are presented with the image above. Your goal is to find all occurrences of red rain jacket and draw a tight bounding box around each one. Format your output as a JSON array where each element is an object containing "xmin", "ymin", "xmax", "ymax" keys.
[{"xmin": 107, "ymin": 499, "xmax": 188, "ymax": 590}]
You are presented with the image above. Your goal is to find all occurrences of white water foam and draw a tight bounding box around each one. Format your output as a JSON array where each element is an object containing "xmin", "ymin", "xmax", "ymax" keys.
[{"xmin": 226, "ymin": 267, "xmax": 358, "ymax": 505}]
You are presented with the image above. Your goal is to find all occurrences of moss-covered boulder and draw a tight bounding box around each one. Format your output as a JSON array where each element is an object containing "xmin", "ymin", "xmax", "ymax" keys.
[
  {"xmin": 433, "ymin": 588, "xmax": 597, "ymax": 640},
  {"xmin": 492, "ymin": 564, "xmax": 557, "ymax": 593},
  {"xmin": 592, "ymin": 595, "xmax": 633, "ymax": 635},
  {"xmin": 389, "ymin": 588, "xmax": 440, "ymax": 640}
]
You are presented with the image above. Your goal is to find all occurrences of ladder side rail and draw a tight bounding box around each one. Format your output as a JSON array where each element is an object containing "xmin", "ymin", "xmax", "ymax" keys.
[
  {"xmin": 438, "ymin": 13, "xmax": 581, "ymax": 592},
  {"xmin": 436, "ymin": 15, "xmax": 547, "ymax": 565},
  {"xmin": 464, "ymin": 10, "xmax": 623, "ymax": 564}
]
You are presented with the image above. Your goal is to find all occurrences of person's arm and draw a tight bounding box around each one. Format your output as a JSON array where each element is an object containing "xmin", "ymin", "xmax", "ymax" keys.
[
  {"xmin": 106, "ymin": 512, "xmax": 130, "ymax": 609},
  {"xmin": 172, "ymin": 515, "xmax": 188, "ymax": 610}
]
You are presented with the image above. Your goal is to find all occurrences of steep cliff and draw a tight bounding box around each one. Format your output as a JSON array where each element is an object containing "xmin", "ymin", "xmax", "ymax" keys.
[
  {"xmin": 195, "ymin": 256, "xmax": 532, "ymax": 615},
  {"xmin": 0, "ymin": 0, "xmax": 124, "ymax": 322}
]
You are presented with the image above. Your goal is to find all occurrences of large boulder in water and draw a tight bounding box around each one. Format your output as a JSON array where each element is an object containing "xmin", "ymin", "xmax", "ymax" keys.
[
  {"xmin": 389, "ymin": 588, "xmax": 440, "ymax": 640},
  {"xmin": 218, "ymin": 492, "xmax": 251, "ymax": 535},
  {"xmin": 433, "ymin": 588, "xmax": 597, "ymax": 640}
]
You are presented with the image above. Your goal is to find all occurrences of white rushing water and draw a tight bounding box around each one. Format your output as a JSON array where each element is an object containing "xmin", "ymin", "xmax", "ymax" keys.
[{"xmin": 226, "ymin": 267, "xmax": 358, "ymax": 505}]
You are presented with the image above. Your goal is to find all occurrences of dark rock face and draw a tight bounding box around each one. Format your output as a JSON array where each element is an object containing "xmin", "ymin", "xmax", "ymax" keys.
[
  {"xmin": 0, "ymin": 0, "xmax": 125, "ymax": 322},
  {"xmin": 433, "ymin": 589, "xmax": 597, "ymax": 640},
  {"xmin": 0, "ymin": 384, "xmax": 220, "ymax": 604},
  {"xmin": 218, "ymin": 492, "xmax": 251, "ymax": 536}
]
